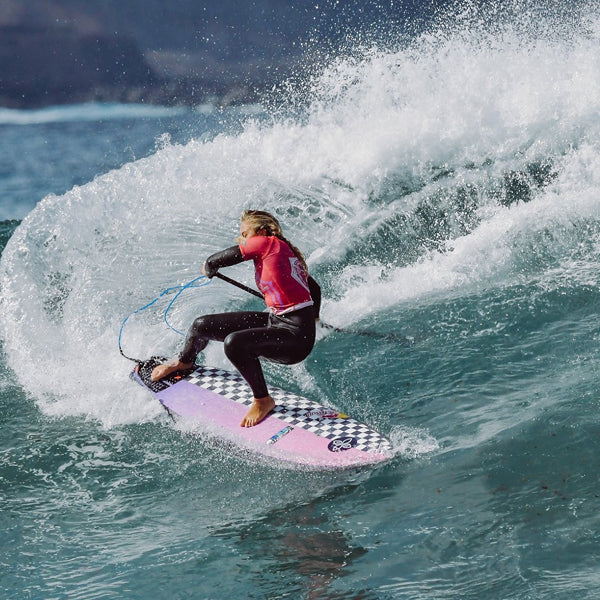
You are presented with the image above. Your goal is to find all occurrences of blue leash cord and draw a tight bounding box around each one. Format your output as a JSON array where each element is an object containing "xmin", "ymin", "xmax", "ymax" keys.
[{"xmin": 118, "ymin": 274, "xmax": 211, "ymax": 363}]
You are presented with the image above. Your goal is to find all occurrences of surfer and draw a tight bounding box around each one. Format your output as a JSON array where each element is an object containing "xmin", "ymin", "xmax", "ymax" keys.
[{"xmin": 151, "ymin": 209, "xmax": 321, "ymax": 428}]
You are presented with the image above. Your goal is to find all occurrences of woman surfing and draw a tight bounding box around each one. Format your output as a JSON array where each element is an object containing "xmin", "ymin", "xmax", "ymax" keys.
[{"xmin": 150, "ymin": 210, "xmax": 321, "ymax": 428}]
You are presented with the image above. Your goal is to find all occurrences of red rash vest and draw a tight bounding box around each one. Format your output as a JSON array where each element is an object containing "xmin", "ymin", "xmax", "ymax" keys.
[{"xmin": 239, "ymin": 235, "xmax": 313, "ymax": 315}]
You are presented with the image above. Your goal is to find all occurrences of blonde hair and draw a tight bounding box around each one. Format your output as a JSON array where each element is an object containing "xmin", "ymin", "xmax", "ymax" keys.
[{"xmin": 240, "ymin": 209, "xmax": 308, "ymax": 273}]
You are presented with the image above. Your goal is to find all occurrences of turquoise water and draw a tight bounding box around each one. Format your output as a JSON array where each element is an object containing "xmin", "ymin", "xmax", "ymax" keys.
[{"xmin": 3, "ymin": 3, "xmax": 600, "ymax": 598}]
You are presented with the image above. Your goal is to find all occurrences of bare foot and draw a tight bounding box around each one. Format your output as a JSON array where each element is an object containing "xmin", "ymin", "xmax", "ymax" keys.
[
  {"xmin": 150, "ymin": 358, "xmax": 193, "ymax": 382},
  {"xmin": 240, "ymin": 395, "xmax": 275, "ymax": 427}
]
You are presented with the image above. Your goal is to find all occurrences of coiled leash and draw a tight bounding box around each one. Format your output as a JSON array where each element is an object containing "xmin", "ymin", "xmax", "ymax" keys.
[{"xmin": 118, "ymin": 274, "xmax": 211, "ymax": 364}]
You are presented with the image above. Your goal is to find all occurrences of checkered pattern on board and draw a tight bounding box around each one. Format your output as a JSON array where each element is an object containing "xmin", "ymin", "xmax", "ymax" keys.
[
  {"xmin": 186, "ymin": 366, "xmax": 392, "ymax": 454},
  {"xmin": 187, "ymin": 366, "xmax": 255, "ymax": 405}
]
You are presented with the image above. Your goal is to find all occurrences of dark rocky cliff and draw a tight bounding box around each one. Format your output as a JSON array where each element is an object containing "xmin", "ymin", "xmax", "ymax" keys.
[{"xmin": 0, "ymin": 0, "xmax": 430, "ymax": 108}]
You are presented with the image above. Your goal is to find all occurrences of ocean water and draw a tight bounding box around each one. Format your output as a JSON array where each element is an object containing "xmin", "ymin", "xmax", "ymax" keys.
[{"xmin": 3, "ymin": 3, "xmax": 600, "ymax": 599}]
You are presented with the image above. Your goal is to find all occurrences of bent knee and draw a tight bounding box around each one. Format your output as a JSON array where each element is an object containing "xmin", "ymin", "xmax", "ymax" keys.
[
  {"xmin": 190, "ymin": 315, "xmax": 212, "ymax": 336},
  {"xmin": 223, "ymin": 331, "xmax": 245, "ymax": 361}
]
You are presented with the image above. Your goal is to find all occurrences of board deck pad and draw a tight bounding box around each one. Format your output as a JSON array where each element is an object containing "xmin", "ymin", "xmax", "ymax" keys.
[{"xmin": 132, "ymin": 358, "xmax": 393, "ymax": 468}]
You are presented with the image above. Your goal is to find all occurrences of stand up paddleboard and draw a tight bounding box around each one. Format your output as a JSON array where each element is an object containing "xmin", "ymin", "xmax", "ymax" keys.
[{"xmin": 131, "ymin": 358, "xmax": 393, "ymax": 469}]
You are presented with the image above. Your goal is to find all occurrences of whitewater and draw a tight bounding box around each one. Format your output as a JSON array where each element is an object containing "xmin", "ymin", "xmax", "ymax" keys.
[{"xmin": 2, "ymin": 3, "xmax": 600, "ymax": 598}]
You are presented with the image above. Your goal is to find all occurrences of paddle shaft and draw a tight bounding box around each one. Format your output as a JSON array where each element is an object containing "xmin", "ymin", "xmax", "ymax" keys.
[
  {"xmin": 213, "ymin": 271, "xmax": 411, "ymax": 344},
  {"xmin": 214, "ymin": 272, "xmax": 264, "ymax": 299}
]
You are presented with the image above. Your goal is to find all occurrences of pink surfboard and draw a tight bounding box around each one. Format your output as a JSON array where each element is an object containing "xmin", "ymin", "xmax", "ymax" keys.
[{"xmin": 132, "ymin": 359, "xmax": 393, "ymax": 469}]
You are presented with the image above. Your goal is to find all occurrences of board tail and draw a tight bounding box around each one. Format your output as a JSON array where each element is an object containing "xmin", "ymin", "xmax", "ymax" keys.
[{"xmin": 130, "ymin": 356, "xmax": 195, "ymax": 393}]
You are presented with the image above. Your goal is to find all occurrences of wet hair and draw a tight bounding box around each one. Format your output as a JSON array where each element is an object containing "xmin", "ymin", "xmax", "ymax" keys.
[{"xmin": 240, "ymin": 209, "xmax": 308, "ymax": 273}]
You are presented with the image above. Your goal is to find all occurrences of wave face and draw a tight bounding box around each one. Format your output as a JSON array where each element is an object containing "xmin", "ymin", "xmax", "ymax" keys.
[
  {"xmin": 2, "ymin": 3, "xmax": 600, "ymax": 597},
  {"xmin": 2, "ymin": 3, "xmax": 600, "ymax": 424}
]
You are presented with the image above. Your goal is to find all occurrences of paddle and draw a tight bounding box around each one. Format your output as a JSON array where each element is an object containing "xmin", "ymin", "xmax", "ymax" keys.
[{"xmin": 213, "ymin": 272, "xmax": 413, "ymax": 345}]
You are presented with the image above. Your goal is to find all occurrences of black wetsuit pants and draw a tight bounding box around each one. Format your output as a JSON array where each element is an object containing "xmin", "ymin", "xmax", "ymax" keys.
[{"xmin": 178, "ymin": 306, "xmax": 316, "ymax": 399}]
